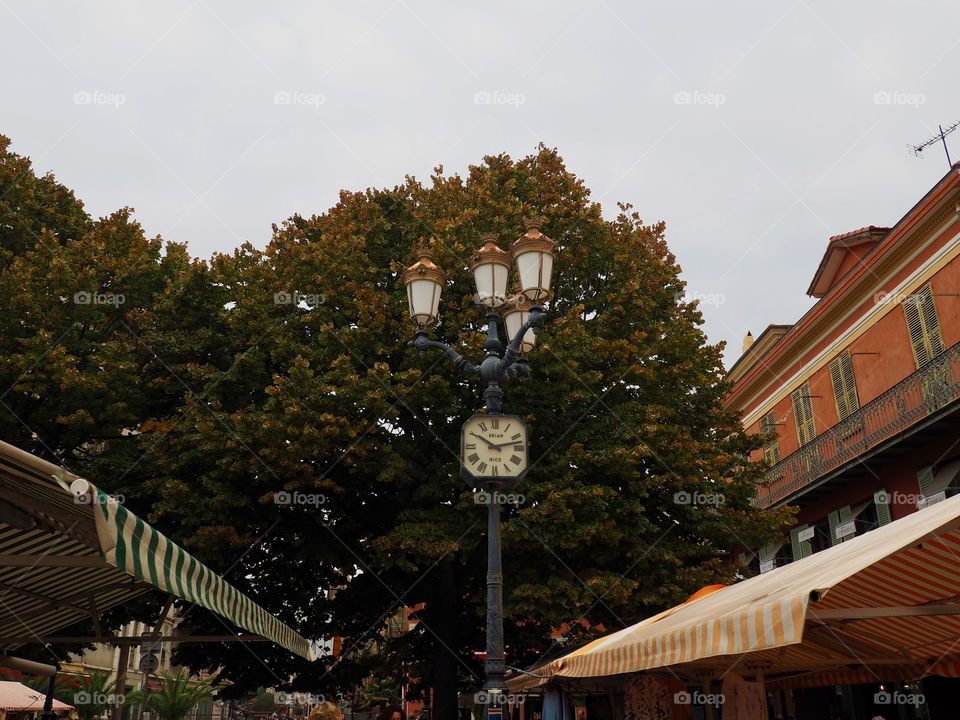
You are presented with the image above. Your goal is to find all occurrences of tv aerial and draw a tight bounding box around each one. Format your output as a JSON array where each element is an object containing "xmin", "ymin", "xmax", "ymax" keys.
[{"xmin": 909, "ymin": 121, "xmax": 960, "ymax": 168}]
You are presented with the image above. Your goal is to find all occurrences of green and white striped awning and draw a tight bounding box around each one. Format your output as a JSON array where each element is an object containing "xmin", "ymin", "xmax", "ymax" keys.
[
  {"xmin": 86, "ymin": 481, "xmax": 316, "ymax": 660},
  {"xmin": 0, "ymin": 439, "xmax": 316, "ymax": 661}
]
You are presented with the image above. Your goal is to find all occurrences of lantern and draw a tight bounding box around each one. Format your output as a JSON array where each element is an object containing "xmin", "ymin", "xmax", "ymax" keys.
[
  {"xmin": 502, "ymin": 297, "xmax": 537, "ymax": 353},
  {"xmin": 469, "ymin": 233, "xmax": 512, "ymax": 309},
  {"xmin": 402, "ymin": 248, "xmax": 446, "ymax": 329},
  {"xmin": 512, "ymin": 218, "xmax": 557, "ymax": 303}
]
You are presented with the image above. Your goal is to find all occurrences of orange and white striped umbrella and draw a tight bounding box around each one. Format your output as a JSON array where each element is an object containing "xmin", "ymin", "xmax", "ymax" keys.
[{"xmin": 509, "ymin": 493, "xmax": 960, "ymax": 690}]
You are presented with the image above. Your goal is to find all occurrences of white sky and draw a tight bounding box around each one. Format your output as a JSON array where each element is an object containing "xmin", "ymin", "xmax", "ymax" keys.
[{"xmin": 1, "ymin": 1, "xmax": 957, "ymax": 366}]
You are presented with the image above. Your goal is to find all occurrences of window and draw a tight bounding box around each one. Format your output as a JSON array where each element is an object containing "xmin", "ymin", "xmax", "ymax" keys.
[
  {"xmin": 903, "ymin": 284, "xmax": 944, "ymax": 369},
  {"xmin": 759, "ymin": 410, "xmax": 780, "ymax": 466},
  {"xmin": 829, "ymin": 350, "xmax": 859, "ymax": 422},
  {"xmin": 791, "ymin": 383, "xmax": 816, "ymax": 446}
]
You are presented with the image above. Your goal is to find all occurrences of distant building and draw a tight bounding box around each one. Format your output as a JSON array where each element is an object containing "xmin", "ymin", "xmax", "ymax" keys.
[
  {"xmin": 60, "ymin": 617, "xmax": 223, "ymax": 720},
  {"xmin": 727, "ymin": 165, "xmax": 960, "ymax": 571}
]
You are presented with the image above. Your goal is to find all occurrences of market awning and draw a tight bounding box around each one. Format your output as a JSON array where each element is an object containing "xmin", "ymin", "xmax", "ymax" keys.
[
  {"xmin": 0, "ymin": 682, "xmax": 74, "ymax": 712},
  {"xmin": 0, "ymin": 439, "xmax": 317, "ymax": 661},
  {"xmin": 509, "ymin": 493, "xmax": 960, "ymax": 690}
]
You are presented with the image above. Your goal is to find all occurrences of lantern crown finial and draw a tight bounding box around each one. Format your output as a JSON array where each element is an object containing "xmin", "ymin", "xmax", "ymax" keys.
[{"xmin": 523, "ymin": 216, "xmax": 544, "ymax": 233}]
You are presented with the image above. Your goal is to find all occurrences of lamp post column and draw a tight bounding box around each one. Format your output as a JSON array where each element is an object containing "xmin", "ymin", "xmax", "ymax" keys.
[{"xmin": 482, "ymin": 486, "xmax": 508, "ymax": 708}]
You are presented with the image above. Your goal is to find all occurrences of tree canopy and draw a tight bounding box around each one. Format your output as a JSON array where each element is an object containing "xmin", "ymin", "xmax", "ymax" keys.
[{"xmin": 0, "ymin": 135, "xmax": 790, "ymax": 717}]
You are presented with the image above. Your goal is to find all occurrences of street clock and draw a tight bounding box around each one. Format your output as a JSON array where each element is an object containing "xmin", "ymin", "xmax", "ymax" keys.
[{"xmin": 461, "ymin": 414, "xmax": 529, "ymax": 486}]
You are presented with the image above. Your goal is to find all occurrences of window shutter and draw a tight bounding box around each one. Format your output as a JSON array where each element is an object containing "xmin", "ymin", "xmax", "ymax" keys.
[
  {"xmin": 790, "ymin": 525, "xmax": 812, "ymax": 560},
  {"xmin": 903, "ymin": 295, "xmax": 929, "ymax": 368},
  {"xmin": 874, "ymin": 489, "xmax": 893, "ymax": 526},
  {"xmin": 829, "ymin": 351, "xmax": 859, "ymax": 422},
  {"xmin": 758, "ymin": 543, "xmax": 779, "ymax": 572},
  {"xmin": 918, "ymin": 466, "xmax": 935, "ymax": 496},
  {"xmin": 828, "ymin": 506, "xmax": 853, "ymax": 544},
  {"xmin": 760, "ymin": 411, "xmax": 780, "ymax": 465},
  {"xmin": 792, "ymin": 384, "xmax": 815, "ymax": 446},
  {"xmin": 904, "ymin": 285, "xmax": 945, "ymax": 369},
  {"xmin": 918, "ymin": 285, "xmax": 945, "ymax": 358}
]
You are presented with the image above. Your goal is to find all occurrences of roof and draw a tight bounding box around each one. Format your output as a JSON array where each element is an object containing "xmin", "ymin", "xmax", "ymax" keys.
[
  {"xmin": 0, "ymin": 439, "xmax": 317, "ymax": 660},
  {"xmin": 726, "ymin": 165, "xmax": 960, "ymax": 415},
  {"xmin": 0, "ymin": 682, "xmax": 73, "ymax": 711},
  {"xmin": 726, "ymin": 324, "xmax": 792, "ymax": 383},
  {"xmin": 807, "ymin": 225, "xmax": 889, "ymax": 298},
  {"xmin": 509, "ymin": 492, "xmax": 960, "ymax": 690}
]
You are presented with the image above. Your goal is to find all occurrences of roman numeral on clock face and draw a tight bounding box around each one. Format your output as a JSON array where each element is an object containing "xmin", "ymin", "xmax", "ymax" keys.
[
  {"xmin": 477, "ymin": 461, "xmax": 488, "ymax": 473},
  {"xmin": 468, "ymin": 453, "xmax": 480, "ymax": 464}
]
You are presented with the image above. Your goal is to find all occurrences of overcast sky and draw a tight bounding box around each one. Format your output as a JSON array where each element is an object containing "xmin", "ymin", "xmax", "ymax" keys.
[{"xmin": 2, "ymin": 1, "xmax": 957, "ymax": 366}]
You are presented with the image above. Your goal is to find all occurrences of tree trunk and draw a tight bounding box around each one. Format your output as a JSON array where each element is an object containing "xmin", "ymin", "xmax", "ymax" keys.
[{"xmin": 430, "ymin": 558, "xmax": 459, "ymax": 720}]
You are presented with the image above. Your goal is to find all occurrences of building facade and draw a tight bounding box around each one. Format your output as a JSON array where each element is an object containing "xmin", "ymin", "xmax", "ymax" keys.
[
  {"xmin": 727, "ymin": 165, "xmax": 960, "ymax": 570},
  {"xmin": 725, "ymin": 165, "xmax": 960, "ymax": 718},
  {"xmin": 60, "ymin": 617, "xmax": 224, "ymax": 720}
]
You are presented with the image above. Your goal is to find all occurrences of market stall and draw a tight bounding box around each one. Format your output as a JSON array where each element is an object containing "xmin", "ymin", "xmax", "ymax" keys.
[{"xmin": 509, "ymin": 493, "xmax": 960, "ymax": 718}]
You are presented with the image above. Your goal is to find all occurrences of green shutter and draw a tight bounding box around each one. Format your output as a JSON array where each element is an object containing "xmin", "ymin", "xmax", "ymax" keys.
[
  {"xmin": 918, "ymin": 466, "xmax": 935, "ymax": 496},
  {"xmin": 792, "ymin": 384, "xmax": 816, "ymax": 446},
  {"xmin": 874, "ymin": 489, "xmax": 893, "ymax": 526},
  {"xmin": 760, "ymin": 411, "xmax": 781, "ymax": 465},
  {"xmin": 791, "ymin": 525, "xmax": 812, "ymax": 560},
  {"xmin": 828, "ymin": 506, "xmax": 853, "ymax": 545},
  {"xmin": 918, "ymin": 285, "xmax": 945, "ymax": 358},
  {"xmin": 904, "ymin": 285, "xmax": 945, "ymax": 369},
  {"xmin": 829, "ymin": 351, "xmax": 859, "ymax": 422}
]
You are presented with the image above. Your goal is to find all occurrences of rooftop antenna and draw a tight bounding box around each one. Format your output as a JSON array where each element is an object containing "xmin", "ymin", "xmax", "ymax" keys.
[{"xmin": 909, "ymin": 121, "xmax": 960, "ymax": 168}]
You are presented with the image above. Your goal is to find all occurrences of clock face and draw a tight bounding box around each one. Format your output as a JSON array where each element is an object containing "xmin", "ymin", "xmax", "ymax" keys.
[{"xmin": 461, "ymin": 414, "xmax": 529, "ymax": 484}]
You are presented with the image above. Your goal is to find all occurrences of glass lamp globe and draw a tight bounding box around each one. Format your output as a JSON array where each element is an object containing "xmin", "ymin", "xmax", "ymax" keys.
[
  {"xmin": 512, "ymin": 218, "xmax": 557, "ymax": 303},
  {"xmin": 469, "ymin": 234, "xmax": 512, "ymax": 309},
  {"xmin": 402, "ymin": 248, "xmax": 446, "ymax": 329}
]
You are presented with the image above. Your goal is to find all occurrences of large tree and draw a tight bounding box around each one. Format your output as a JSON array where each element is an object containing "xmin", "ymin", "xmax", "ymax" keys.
[
  {"xmin": 136, "ymin": 148, "xmax": 791, "ymax": 711},
  {"xmin": 1, "ymin": 136, "xmax": 790, "ymax": 714}
]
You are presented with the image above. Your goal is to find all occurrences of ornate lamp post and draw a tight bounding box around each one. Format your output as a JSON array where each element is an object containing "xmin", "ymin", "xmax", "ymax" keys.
[{"xmin": 402, "ymin": 220, "xmax": 557, "ymax": 713}]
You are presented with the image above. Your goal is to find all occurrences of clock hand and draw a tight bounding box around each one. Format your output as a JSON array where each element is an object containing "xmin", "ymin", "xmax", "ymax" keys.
[{"xmin": 469, "ymin": 432, "xmax": 500, "ymax": 450}]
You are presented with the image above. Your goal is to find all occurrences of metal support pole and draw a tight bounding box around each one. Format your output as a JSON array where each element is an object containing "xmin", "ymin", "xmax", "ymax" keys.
[
  {"xmin": 112, "ymin": 644, "xmax": 130, "ymax": 720},
  {"xmin": 39, "ymin": 673, "xmax": 57, "ymax": 720},
  {"xmin": 482, "ymin": 491, "xmax": 507, "ymax": 716}
]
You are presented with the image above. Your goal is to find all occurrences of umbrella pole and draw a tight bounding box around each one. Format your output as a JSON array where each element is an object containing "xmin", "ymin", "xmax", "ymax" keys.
[
  {"xmin": 39, "ymin": 673, "xmax": 57, "ymax": 720},
  {"xmin": 702, "ymin": 680, "xmax": 715, "ymax": 720}
]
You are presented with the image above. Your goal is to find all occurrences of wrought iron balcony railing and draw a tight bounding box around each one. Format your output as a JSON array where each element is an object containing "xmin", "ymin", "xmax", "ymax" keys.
[{"xmin": 757, "ymin": 340, "xmax": 960, "ymax": 507}]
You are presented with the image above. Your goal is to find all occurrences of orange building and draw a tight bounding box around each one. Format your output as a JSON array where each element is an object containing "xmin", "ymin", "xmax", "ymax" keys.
[
  {"xmin": 725, "ymin": 165, "xmax": 960, "ymax": 717},
  {"xmin": 727, "ymin": 164, "xmax": 960, "ymax": 569}
]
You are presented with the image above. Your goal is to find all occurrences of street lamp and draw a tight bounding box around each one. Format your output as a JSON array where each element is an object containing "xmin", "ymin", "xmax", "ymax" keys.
[
  {"xmin": 402, "ymin": 221, "xmax": 557, "ymax": 715},
  {"xmin": 403, "ymin": 248, "xmax": 447, "ymax": 330}
]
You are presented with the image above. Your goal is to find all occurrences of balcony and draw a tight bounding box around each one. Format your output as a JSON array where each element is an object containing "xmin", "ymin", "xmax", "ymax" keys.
[{"xmin": 757, "ymin": 340, "xmax": 960, "ymax": 507}]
